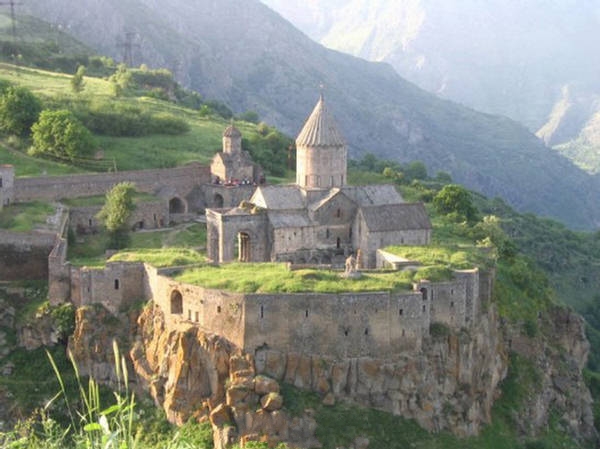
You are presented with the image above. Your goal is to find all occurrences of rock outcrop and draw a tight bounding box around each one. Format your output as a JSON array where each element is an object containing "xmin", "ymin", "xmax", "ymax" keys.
[{"xmin": 66, "ymin": 300, "xmax": 597, "ymax": 447}]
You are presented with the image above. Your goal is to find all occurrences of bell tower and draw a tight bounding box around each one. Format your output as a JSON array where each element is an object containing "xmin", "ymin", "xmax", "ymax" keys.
[{"xmin": 295, "ymin": 95, "xmax": 347, "ymax": 189}]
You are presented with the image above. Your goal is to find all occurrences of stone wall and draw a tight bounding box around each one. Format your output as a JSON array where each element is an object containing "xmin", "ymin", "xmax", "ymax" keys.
[
  {"xmin": 74, "ymin": 262, "xmax": 146, "ymax": 314},
  {"xmin": 0, "ymin": 164, "xmax": 15, "ymax": 209},
  {"xmin": 0, "ymin": 231, "xmax": 56, "ymax": 280},
  {"xmin": 69, "ymin": 201, "xmax": 169, "ymax": 234},
  {"xmin": 202, "ymin": 184, "xmax": 256, "ymax": 210},
  {"xmin": 13, "ymin": 163, "xmax": 210, "ymax": 205}
]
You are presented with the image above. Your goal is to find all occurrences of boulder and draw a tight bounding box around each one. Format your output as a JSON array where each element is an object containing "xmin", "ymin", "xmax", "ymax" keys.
[{"xmin": 261, "ymin": 392, "xmax": 284, "ymax": 411}]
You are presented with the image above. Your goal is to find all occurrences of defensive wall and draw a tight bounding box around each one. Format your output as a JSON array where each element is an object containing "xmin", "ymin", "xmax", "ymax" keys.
[
  {"xmin": 13, "ymin": 163, "xmax": 210, "ymax": 209},
  {"xmin": 59, "ymin": 261, "xmax": 492, "ymax": 360},
  {"xmin": 0, "ymin": 230, "xmax": 57, "ymax": 280}
]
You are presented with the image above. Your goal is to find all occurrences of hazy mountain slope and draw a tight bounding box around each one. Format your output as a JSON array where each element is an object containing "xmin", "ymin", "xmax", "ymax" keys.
[
  {"xmin": 18, "ymin": 0, "xmax": 600, "ymax": 229},
  {"xmin": 262, "ymin": 0, "xmax": 600, "ymax": 172}
]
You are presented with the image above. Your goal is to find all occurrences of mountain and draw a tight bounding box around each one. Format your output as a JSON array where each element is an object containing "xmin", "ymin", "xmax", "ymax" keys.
[
  {"xmin": 17, "ymin": 0, "xmax": 600, "ymax": 229},
  {"xmin": 262, "ymin": 0, "xmax": 600, "ymax": 173}
]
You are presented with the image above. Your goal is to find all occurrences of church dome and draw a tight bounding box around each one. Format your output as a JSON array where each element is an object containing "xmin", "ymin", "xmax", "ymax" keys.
[
  {"xmin": 296, "ymin": 95, "xmax": 345, "ymax": 147},
  {"xmin": 223, "ymin": 125, "xmax": 242, "ymax": 138}
]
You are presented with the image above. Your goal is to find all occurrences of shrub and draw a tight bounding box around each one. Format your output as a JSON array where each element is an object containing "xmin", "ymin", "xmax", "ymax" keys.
[
  {"xmin": 30, "ymin": 109, "xmax": 94, "ymax": 161},
  {"xmin": 0, "ymin": 86, "xmax": 42, "ymax": 135},
  {"xmin": 433, "ymin": 184, "xmax": 478, "ymax": 222}
]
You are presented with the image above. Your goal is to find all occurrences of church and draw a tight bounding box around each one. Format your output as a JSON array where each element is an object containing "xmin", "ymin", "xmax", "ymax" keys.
[{"xmin": 206, "ymin": 95, "xmax": 431, "ymax": 268}]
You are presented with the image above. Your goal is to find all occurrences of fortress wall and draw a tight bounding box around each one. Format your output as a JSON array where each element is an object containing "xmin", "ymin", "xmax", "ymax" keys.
[
  {"xmin": 48, "ymin": 238, "xmax": 70, "ymax": 303},
  {"xmin": 218, "ymin": 213, "xmax": 270, "ymax": 263},
  {"xmin": 14, "ymin": 163, "xmax": 210, "ymax": 203},
  {"xmin": 243, "ymin": 291, "xmax": 426, "ymax": 359},
  {"xmin": 147, "ymin": 266, "xmax": 245, "ymax": 347},
  {"xmin": 76, "ymin": 262, "xmax": 146, "ymax": 314},
  {"xmin": 69, "ymin": 201, "xmax": 169, "ymax": 234},
  {"xmin": 0, "ymin": 231, "xmax": 56, "ymax": 280}
]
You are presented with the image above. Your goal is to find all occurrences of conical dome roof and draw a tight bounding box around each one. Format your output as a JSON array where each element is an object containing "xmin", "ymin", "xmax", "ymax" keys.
[{"xmin": 296, "ymin": 95, "xmax": 345, "ymax": 147}]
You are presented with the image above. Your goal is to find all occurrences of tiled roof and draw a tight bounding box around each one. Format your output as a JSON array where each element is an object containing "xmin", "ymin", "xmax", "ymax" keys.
[
  {"xmin": 251, "ymin": 185, "xmax": 305, "ymax": 210},
  {"xmin": 342, "ymin": 185, "xmax": 403, "ymax": 206},
  {"xmin": 296, "ymin": 95, "xmax": 345, "ymax": 148},
  {"xmin": 360, "ymin": 203, "xmax": 431, "ymax": 231}
]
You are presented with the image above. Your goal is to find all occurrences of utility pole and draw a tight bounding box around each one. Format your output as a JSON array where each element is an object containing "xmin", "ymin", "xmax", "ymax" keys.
[
  {"xmin": 0, "ymin": 0, "xmax": 22, "ymax": 63},
  {"xmin": 116, "ymin": 31, "xmax": 140, "ymax": 67}
]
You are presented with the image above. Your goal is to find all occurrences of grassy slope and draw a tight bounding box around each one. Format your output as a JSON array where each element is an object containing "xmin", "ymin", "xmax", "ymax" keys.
[{"xmin": 0, "ymin": 64, "xmax": 265, "ymax": 175}]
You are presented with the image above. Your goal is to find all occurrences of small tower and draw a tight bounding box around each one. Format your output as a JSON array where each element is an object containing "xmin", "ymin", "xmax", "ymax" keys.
[
  {"xmin": 0, "ymin": 164, "xmax": 14, "ymax": 211},
  {"xmin": 222, "ymin": 124, "xmax": 242, "ymax": 155},
  {"xmin": 296, "ymin": 94, "xmax": 347, "ymax": 189}
]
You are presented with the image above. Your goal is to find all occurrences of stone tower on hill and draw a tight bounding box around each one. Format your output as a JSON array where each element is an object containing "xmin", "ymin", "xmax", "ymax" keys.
[
  {"xmin": 222, "ymin": 124, "xmax": 242, "ymax": 154},
  {"xmin": 296, "ymin": 94, "xmax": 347, "ymax": 189}
]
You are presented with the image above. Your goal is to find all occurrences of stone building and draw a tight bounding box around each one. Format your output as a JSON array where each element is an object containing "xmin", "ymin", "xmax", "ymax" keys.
[
  {"xmin": 210, "ymin": 124, "xmax": 262, "ymax": 186},
  {"xmin": 0, "ymin": 164, "xmax": 14, "ymax": 210},
  {"xmin": 206, "ymin": 96, "xmax": 431, "ymax": 268}
]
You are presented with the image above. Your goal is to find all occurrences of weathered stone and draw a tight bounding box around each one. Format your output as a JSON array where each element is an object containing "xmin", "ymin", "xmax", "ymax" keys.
[
  {"xmin": 295, "ymin": 355, "xmax": 312, "ymax": 389},
  {"xmin": 226, "ymin": 385, "xmax": 249, "ymax": 408},
  {"xmin": 264, "ymin": 350, "xmax": 287, "ymax": 380},
  {"xmin": 285, "ymin": 352, "xmax": 300, "ymax": 384},
  {"xmin": 261, "ymin": 392, "xmax": 284, "ymax": 412},
  {"xmin": 254, "ymin": 375, "xmax": 280, "ymax": 395},
  {"xmin": 322, "ymin": 392, "xmax": 335, "ymax": 406},
  {"xmin": 210, "ymin": 403, "xmax": 232, "ymax": 428}
]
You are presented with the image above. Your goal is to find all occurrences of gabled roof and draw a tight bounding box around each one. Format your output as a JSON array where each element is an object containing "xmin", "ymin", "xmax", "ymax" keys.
[
  {"xmin": 360, "ymin": 203, "xmax": 431, "ymax": 232},
  {"xmin": 308, "ymin": 188, "xmax": 343, "ymax": 212},
  {"xmin": 296, "ymin": 95, "xmax": 345, "ymax": 148},
  {"xmin": 268, "ymin": 210, "xmax": 311, "ymax": 228},
  {"xmin": 342, "ymin": 185, "xmax": 404, "ymax": 206},
  {"xmin": 251, "ymin": 185, "xmax": 305, "ymax": 210}
]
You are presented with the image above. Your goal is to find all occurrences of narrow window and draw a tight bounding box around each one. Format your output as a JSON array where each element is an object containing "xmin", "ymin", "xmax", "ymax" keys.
[
  {"xmin": 195, "ymin": 312, "xmax": 199, "ymax": 322},
  {"xmin": 188, "ymin": 310, "xmax": 191, "ymax": 320},
  {"xmin": 326, "ymin": 228, "xmax": 330, "ymax": 238},
  {"xmin": 260, "ymin": 305, "xmax": 264, "ymax": 319},
  {"xmin": 420, "ymin": 288, "xmax": 428, "ymax": 301},
  {"xmin": 422, "ymin": 305, "xmax": 426, "ymax": 313},
  {"xmin": 336, "ymin": 237, "xmax": 341, "ymax": 249},
  {"xmin": 450, "ymin": 301, "xmax": 454, "ymax": 308},
  {"xmin": 114, "ymin": 279, "xmax": 119, "ymax": 290},
  {"xmin": 0, "ymin": 177, "xmax": 2, "ymax": 187},
  {"xmin": 305, "ymin": 309, "xmax": 309, "ymax": 318},
  {"xmin": 89, "ymin": 218, "xmax": 92, "ymax": 227},
  {"xmin": 344, "ymin": 329, "xmax": 349, "ymax": 336},
  {"xmin": 349, "ymin": 227, "xmax": 352, "ymax": 239},
  {"xmin": 217, "ymin": 306, "xmax": 221, "ymax": 313},
  {"xmin": 451, "ymin": 289, "xmax": 454, "ymax": 295},
  {"xmin": 336, "ymin": 208, "xmax": 341, "ymax": 218},
  {"xmin": 364, "ymin": 328, "xmax": 369, "ymax": 336},
  {"xmin": 399, "ymin": 308, "xmax": 403, "ymax": 316}
]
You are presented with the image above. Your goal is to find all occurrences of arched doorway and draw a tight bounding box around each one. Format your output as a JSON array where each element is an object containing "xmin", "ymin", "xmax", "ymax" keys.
[
  {"xmin": 170, "ymin": 290, "xmax": 183, "ymax": 314},
  {"xmin": 169, "ymin": 197, "xmax": 186, "ymax": 214},
  {"xmin": 238, "ymin": 232, "xmax": 250, "ymax": 262},
  {"xmin": 214, "ymin": 193, "xmax": 224, "ymax": 208}
]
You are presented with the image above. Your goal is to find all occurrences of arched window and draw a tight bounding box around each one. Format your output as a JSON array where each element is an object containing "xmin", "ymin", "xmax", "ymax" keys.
[
  {"xmin": 214, "ymin": 193, "xmax": 224, "ymax": 208},
  {"xmin": 170, "ymin": 290, "xmax": 183, "ymax": 314}
]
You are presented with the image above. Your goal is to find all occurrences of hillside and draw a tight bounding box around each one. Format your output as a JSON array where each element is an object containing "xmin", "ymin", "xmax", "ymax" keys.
[
  {"xmin": 15, "ymin": 0, "xmax": 600, "ymax": 230},
  {"xmin": 261, "ymin": 0, "xmax": 600, "ymax": 170}
]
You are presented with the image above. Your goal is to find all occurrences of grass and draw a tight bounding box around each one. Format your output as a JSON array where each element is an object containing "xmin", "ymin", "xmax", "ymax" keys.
[
  {"xmin": 68, "ymin": 223, "xmax": 207, "ymax": 267},
  {"xmin": 0, "ymin": 64, "xmax": 273, "ymax": 174},
  {"xmin": 108, "ymin": 248, "xmax": 205, "ymax": 268},
  {"xmin": 0, "ymin": 200, "xmax": 55, "ymax": 231},
  {"xmin": 174, "ymin": 263, "xmax": 417, "ymax": 293}
]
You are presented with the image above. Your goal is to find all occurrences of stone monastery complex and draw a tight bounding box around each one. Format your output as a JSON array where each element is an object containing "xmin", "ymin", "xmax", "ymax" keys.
[{"xmin": 0, "ymin": 95, "xmax": 493, "ymax": 359}]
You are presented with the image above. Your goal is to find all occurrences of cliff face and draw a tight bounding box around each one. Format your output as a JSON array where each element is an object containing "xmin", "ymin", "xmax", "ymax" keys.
[{"xmin": 68, "ymin": 299, "xmax": 597, "ymax": 447}]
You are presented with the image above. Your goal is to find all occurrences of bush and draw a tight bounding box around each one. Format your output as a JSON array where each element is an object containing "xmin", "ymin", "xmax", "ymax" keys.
[
  {"xmin": 433, "ymin": 184, "xmax": 478, "ymax": 222},
  {"xmin": 30, "ymin": 109, "xmax": 94, "ymax": 161},
  {"xmin": 0, "ymin": 86, "xmax": 42, "ymax": 135}
]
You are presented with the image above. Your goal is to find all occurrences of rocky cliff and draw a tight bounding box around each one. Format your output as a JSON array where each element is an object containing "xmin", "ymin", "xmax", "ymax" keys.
[{"xmin": 67, "ymin": 299, "xmax": 597, "ymax": 447}]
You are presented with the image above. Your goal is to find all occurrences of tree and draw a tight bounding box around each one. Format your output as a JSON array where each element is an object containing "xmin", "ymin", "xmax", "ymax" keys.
[
  {"xmin": 0, "ymin": 86, "xmax": 42, "ymax": 136},
  {"xmin": 96, "ymin": 182, "xmax": 136, "ymax": 248},
  {"xmin": 71, "ymin": 65, "xmax": 86, "ymax": 93},
  {"xmin": 30, "ymin": 110, "xmax": 95, "ymax": 161},
  {"xmin": 433, "ymin": 184, "xmax": 477, "ymax": 222}
]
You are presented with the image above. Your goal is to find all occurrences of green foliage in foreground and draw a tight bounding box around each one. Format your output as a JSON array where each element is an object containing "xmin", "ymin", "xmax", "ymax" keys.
[
  {"xmin": 0, "ymin": 200, "xmax": 55, "ymax": 231},
  {"xmin": 0, "ymin": 85, "xmax": 42, "ymax": 136}
]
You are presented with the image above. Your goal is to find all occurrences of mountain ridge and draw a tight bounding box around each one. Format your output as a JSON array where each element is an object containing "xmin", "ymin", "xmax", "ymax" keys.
[{"xmin": 17, "ymin": 0, "xmax": 600, "ymax": 229}]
